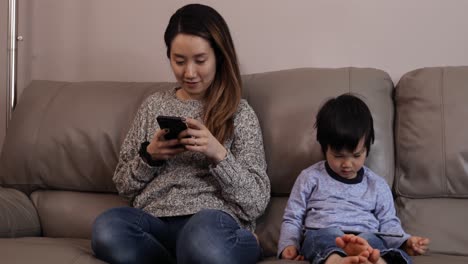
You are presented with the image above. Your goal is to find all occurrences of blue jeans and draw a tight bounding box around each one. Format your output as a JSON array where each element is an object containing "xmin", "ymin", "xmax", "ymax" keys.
[
  {"xmin": 91, "ymin": 207, "xmax": 261, "ymax": 264},
  {"xmin": 301, "ymin": 227, "xmax": 411, "ymax": 264}
]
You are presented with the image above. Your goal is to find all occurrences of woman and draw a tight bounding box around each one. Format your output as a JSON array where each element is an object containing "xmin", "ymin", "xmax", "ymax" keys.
[{"xmin": 91, "ymin": 4, "xmax": 270, "ymax": 264}]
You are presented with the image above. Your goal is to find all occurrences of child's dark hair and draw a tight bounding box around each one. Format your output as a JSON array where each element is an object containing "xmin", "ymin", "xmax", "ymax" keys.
[{"xmin": 315, "ymin": 93, "xmax": 375, "ymax": 156}]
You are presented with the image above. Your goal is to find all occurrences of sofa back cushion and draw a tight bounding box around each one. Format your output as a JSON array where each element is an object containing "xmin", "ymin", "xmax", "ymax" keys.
[
  {"xmin": 0, "ymin": 81, "xmax": 171, "ymax": 193},
  {"xmin": 395, "ymin": 66, "xmax": 468, "ymax": 198},
  {"xmin": 394, "ymin": 66, "xmax": 468, "ymax": 255},
  {"xmin": 243, "ymin": 67, "xmax": 395, "ymax": 196}
]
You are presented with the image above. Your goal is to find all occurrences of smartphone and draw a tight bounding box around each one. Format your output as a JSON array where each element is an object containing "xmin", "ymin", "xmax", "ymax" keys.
[{"xmin": 156, "ymin": 115, "xmax": 188, "ymax": 140}]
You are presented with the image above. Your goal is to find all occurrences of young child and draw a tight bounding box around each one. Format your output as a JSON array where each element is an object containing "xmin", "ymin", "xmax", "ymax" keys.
[{"xmin": 278, "ymin": 94, "xmax": 430, "ymax": 264}]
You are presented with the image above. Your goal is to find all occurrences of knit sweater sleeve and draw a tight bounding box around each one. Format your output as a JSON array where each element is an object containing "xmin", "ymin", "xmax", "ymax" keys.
[
  {"xmin": 209, "ymin": 100, "xmax": 271, "ymax": 222},
  {"xmin": 112, "ymin": 95, "xmax": 164, "ymax": 201}
]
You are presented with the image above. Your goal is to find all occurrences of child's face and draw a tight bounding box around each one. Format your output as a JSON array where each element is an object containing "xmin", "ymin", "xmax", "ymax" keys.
[{"xmin": 325, "ymin": 137, "xmax": 367, "ymax": 179}]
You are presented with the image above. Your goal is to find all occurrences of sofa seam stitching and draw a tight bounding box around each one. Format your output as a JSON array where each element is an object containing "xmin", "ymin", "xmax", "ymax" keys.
[
  {"xmin": 440, "ymin": 68, "xmax": 448, "ymax": 194},
  {"xmin": 393, "ymin": 77, "xmax": 400, "ymax": 197}
]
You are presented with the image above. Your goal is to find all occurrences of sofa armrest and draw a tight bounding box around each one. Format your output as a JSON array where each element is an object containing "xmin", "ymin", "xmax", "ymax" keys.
[{"xmin": 0, "ymin": 187, "xmax": 41, "ymax": 237}]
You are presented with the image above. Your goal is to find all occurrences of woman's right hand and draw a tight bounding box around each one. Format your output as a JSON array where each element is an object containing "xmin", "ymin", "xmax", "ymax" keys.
[
  {"xmin": 281, "ymin": 245, "xmax": 304, "ymax": 261},
  {"xmin": 146, "ymin": 129, "xmax": 186, "ymax": 161}
]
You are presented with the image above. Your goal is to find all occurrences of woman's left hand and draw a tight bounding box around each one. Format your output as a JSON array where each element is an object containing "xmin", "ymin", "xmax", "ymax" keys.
[{"xmin": 178, "ymin": 118, "xmax": 227, "ymax": 163}]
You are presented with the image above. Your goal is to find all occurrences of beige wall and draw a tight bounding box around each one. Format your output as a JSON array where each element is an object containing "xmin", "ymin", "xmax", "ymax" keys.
[
  {"xmin": 20, "ymin": 0, "xmax": 468, "ymax": 87},
  {"xmin": 2, "ymin": 0, "xmax": 468, "ymax": 149}
]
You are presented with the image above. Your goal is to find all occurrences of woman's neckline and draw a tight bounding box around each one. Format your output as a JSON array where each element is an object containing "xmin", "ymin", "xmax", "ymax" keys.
[{"xmin": 173, "ymin": 87, "xmax": 203, "ymax": 105}]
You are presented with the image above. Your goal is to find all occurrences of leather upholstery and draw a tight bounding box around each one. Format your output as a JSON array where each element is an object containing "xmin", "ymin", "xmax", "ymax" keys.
[
  {"xmin": 394, "ymin": 66, "xmax": 468, "ymax": 256},
  {"xmin": 0, "ymin": 67, "xmax": 466, "ymax": 263}
]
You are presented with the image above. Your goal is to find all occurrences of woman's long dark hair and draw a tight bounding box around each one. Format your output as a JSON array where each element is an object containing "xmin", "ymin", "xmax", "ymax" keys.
[{"xmin": 164, "ymin": 4, "xmax": 241, "ymax": 144}]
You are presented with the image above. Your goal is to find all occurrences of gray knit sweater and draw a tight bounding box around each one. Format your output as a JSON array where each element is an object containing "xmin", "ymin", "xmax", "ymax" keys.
[{"xmin": 113, "ymin": 88, "xmax": 271, "ymax": 231}]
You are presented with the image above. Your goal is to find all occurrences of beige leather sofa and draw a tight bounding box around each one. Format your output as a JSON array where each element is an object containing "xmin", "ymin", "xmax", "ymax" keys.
[{"xmin": 1, "ymin": 67, "xmax": 467, "ymax": 264}]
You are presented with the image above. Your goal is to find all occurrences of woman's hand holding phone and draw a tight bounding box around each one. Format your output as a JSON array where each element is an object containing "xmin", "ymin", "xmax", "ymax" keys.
[
  {"xmin": 146, "ymin": 129, "xmax": 186, "ymax": 161},
  {"xmin": 179, "ymin": 118, "xmax": 227, "ymax": 164},
  {"xmin": 149, "ymin": 116, "xmax": 227, "ymax": 163}
]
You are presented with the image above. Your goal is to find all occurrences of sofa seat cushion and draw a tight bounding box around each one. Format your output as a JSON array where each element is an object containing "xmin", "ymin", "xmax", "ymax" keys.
[
  {"xmin": 396, "ymin": 197, "xmax": 468, "ymax": 256},
  {"xmin": 256, "ymin": 197, "xmax": 288, "ymax": 257},
  {"xmin": 31, "ymin": 190, "xmax": 129, "ymax": 239},
  {"xmin": 0, "ymin": 237, "xmax": 104, "ymax": 264},
  {"xmin": 413, "ymin": 254, "xmax": 468, "ymax": 264}
]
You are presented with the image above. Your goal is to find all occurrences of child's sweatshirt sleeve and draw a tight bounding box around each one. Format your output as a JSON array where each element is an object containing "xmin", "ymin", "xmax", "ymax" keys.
[
  {"xmin": 277, "ymin": 170, "xmax": 314, "ymax": 258},
  {"xmin": 374, "ymin": 177, "xmax": 411, "ymax": 248}
]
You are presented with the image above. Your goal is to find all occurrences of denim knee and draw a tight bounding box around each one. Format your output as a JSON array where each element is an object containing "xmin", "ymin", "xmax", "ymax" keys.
[
  {"xmin": 92, "ymin": 207, "xmax": 139, "ymax": 263},
  {"xmin": 177, "ymin": 209, "xmax": 259, "ymax": 264},
  {"xmin": 92, "ymin": 207, "xmax": 126, "ymax": 249},
  {"xmin": 301, "ymin": 227, "xmax": 346, "ymax": 264}
]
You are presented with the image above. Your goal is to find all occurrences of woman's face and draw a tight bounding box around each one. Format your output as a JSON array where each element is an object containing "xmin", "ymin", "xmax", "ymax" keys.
[{"xmin": 170, "ymin": 33, "xmax": 217, "ymax": 100}]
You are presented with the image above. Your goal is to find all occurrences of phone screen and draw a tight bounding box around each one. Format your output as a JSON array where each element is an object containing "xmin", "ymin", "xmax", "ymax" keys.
[{"xmin": 156, "ymin": 115, "xmax": 187, "ymax": 140}]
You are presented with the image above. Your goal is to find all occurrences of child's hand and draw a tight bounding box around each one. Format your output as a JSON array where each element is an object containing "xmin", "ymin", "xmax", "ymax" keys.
[
  {"xmin": 281, "ymin": 245, "xmax": 305, "ymax": 260},
  {"xmin": 404, "ymin": 236, "xmax": 430, "ymax": 256}
]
